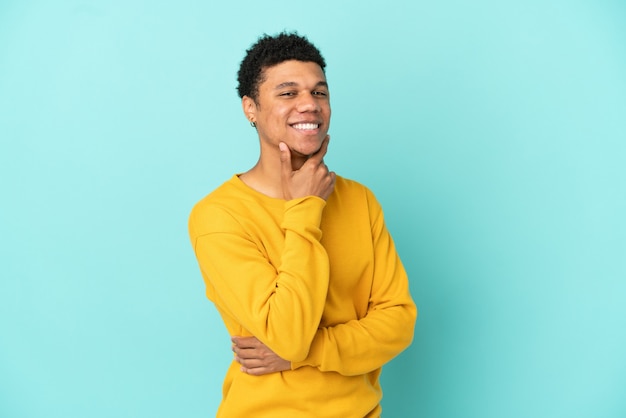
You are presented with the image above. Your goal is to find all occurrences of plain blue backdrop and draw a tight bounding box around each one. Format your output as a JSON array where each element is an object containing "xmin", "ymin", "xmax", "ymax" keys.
[{"xmin": 1, "ymin": 1, "xmax": 625, "ymax": 417}]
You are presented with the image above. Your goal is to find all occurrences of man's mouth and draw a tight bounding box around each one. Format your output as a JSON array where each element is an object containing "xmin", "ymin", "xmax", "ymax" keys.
[{"xmin": 292, "ymin": 123, "xmax": 320, "ymax": 130}]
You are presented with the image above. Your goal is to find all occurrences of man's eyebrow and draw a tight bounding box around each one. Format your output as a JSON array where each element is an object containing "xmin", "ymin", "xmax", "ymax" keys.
[{"xmin": 274, "ymin": 81, "xmax": 329, "ymax": 90}]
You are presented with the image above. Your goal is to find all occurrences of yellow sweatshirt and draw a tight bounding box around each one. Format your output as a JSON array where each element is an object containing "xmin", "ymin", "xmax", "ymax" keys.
[{"xmin": 188, "ymin": 175, "xmax": 417, "ymax": 418}]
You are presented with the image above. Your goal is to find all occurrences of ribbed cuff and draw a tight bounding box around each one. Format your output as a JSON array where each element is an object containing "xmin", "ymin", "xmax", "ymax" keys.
[{"xmin": 281, "ymin": 196, "xmax": 327, "ymax": 236}]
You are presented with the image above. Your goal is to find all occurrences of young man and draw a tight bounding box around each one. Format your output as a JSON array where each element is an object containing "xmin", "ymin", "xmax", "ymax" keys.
[{"xmin": 188, "ymin": 32, "xmax": 417, "ymax": 417}]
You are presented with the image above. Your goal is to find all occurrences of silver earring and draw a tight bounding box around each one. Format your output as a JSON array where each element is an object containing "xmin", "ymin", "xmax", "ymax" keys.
[{"xmin": 250, "ymin": 121, "xmax": 256, "ymax": 128}]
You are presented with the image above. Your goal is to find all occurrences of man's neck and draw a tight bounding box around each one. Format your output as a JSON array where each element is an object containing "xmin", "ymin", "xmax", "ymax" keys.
[
  {"xmin": 239, "ymin": 147, "xmax": 308, "ymax": 199},
  {"xmin": 239, "ymin": 162, "xmax": 281, "ymax": 199}
]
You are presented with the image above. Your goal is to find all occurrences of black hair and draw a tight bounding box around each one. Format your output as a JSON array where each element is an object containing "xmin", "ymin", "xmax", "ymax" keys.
[{"xmin": 237, "ymin": 32, "xmax": 326, "ymax": 101}]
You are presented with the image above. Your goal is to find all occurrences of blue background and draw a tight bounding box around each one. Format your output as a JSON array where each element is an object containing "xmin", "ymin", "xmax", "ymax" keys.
[{"xmin": 1, "ymin": 1, "xmax": 625, "ymax": 417}]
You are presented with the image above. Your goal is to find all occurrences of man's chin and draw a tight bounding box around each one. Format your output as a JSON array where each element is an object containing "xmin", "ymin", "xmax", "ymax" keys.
[
  {"xmin": 291, "ymin": 137, "xmax": 325, "ymax": 157},
  {"xmin": 291, "ymin": 147, "xmax": 317, "ymax": 158}
]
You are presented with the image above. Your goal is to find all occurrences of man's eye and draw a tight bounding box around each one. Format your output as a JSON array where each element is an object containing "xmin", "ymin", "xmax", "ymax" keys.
[
  {"xmin": 313, "ymin": 91, "xmax": 328, "ymax": 97},
  {"xmin": 280, "ymin": 92, "xmax": 296, "ymax": 97}
]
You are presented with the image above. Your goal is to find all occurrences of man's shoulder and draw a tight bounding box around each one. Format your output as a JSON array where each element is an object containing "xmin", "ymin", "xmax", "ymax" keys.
[
  {"xmin": 334, "ymin": 175, "xmax": 376, "ymax": 200},
  {"xmin": 330, "ymin": 175, "xmax": 385, "ymax": 220},
  {"xmin": 188, "ymin": 175, "xmax": 249, "ymax": 236},
  {"xmin": 192, "ymin": 175, "xmax": 242, "ymax": 208}
]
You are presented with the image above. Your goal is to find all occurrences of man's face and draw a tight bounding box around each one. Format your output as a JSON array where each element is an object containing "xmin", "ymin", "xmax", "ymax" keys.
[{"xmin": 245, "ymin": 60, "xmax": 331, "ymax": 157}]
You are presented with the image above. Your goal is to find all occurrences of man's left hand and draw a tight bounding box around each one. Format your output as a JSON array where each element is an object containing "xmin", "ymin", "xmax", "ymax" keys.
[{"xmin": 231, "ymin": 336, "xmax": 291, "ymax": 376}]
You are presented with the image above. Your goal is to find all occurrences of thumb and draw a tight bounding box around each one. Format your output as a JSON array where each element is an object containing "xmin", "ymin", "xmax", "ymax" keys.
[{"xmin": 279, "ymin": 142, "xmax": 292, "ymax": 175}]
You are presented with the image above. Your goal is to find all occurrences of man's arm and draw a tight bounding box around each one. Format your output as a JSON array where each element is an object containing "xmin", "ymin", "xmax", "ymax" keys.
[
  {"xmin": 192, "ymin": 197, "xmax": 327, "ymax": 361},
  {"xmin": 293, "ymin": 194, "xmax": 416, "ymax": 375}
]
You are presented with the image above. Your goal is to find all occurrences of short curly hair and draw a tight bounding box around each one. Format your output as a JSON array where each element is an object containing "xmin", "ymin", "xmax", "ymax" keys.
[{"xmin": 237, "ymin": 32, "xmax": 326, "ymax": 102}]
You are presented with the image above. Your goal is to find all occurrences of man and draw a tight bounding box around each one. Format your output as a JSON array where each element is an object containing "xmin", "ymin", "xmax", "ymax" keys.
[{"xmin": 188, "ymin": 32, "xmax": 417, "ymax": 417}]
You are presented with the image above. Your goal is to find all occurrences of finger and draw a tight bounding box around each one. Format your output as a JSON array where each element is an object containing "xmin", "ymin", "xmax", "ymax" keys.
[
  {"xmin": 236, "ymin": 357, "xmax": 266, "ymax": 369},
  {"xmin": 231, "ymin": 336, "xmax": 261, "ymax": 349},
  {"xmin": 233, "ymin": 346, "xmax": 262, "ymax": 360},
  {"xmin": 241, "ymin": 365, "xmax": 271, "ymax": 376},
  {"xmin": 279, "ymin": 142, "xmax": 293, "ymax": 175}
]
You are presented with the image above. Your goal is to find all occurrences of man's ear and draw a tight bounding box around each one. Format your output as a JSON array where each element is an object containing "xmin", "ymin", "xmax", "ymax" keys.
[{"xmin": 242, "ymin": 96, "xmax": 257, "ymax": 124}]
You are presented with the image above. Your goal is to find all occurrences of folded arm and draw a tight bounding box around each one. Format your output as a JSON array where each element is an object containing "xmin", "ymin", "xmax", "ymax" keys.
[
  {"xmin": 190, "ymin": 196, "xmax": 330, "ymax": 361},
  {"xmin": 232, "ymin": 190, "xmax": 417, "ymax": 376}
]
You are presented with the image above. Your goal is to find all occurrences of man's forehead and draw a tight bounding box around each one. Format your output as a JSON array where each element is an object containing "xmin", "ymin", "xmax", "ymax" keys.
[{"xmin": 261, "ymin": 61, "xmax": 327, "ymax": 85}]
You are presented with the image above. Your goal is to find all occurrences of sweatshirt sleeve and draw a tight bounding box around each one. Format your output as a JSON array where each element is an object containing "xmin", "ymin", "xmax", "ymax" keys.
[
  {"xmin": 189, "ymin": 196, "xmax": 330, "ymax": 362},
  {"xmin": 291, "ymin": 191, "xmax": 417, "ymax": 375}
]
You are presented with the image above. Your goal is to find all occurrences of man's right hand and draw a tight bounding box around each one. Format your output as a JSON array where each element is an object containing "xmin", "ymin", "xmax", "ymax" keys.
[
  {"xmin": 279, "ymin": 136, "xmax": 336, "ymax": 201},
  {"xmin": 232, "ymin": 336, "xmax": 291, "ymax": 376}
]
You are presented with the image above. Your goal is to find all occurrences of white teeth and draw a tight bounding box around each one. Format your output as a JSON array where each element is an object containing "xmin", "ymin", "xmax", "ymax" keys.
[{"xmin": 293, "ymin": 123, "xmax": 319, "ymax": 130}]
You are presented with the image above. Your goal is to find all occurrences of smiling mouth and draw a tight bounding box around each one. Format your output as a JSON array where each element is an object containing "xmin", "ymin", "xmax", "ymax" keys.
[{"xmin": 291, "ymin": 123, "xmax": 320, "ymax": 130}]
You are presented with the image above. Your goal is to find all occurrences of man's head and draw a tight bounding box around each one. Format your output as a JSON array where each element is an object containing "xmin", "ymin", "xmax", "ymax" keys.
[
  {"xmin": 237, "ymin": 32, "xmax": 326, "ymax": 103},
  {"xmin": 239, "ymin": 32, "xmax": 331, "ymax": 161}
]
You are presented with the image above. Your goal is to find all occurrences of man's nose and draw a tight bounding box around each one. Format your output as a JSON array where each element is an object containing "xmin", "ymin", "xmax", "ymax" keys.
[{"xmin": 296, "ymin": 93, "xmax": 320, "ymax": 112}]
